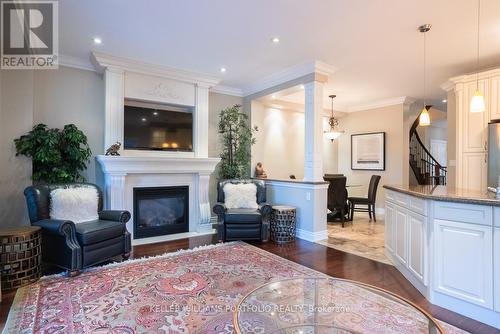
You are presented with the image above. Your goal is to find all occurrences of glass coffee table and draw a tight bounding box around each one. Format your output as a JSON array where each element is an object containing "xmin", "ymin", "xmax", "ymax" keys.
[{"xmin": 234, "ymin": 278, "xmax": 444, "ymax": 334}]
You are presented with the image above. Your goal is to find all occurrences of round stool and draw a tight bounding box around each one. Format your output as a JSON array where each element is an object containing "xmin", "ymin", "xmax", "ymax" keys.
[
  {"xmin": 0, "ymin": 226, "xmax": 42, "ymax": 292},
  {"xmin": 271, "ymin": 206, "xmax": 297, "ymax": 244}
]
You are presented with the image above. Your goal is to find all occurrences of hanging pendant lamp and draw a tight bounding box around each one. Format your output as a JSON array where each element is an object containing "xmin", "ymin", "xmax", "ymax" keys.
[
  {"xmin": 419, "ymin": 24, "xmax": 431, "ymax": 127},
  {"xmin": 324, "ymin": 95, "xmax": 344, "ymax": 141},
  {"xmin": 470, "ymin": 0, "xmax": 485, "ymax": 113}
]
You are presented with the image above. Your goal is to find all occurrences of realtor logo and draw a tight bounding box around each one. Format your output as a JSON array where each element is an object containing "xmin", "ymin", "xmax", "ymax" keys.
[{"xmin": 1, "ymin": 0, "xmax": 58, "ymax": 69}]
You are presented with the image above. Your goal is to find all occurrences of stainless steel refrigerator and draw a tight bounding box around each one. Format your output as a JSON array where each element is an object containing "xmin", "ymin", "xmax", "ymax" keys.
[{"xmin": 488, "ymin": 120, "xmax": 500, "ymax": 187}]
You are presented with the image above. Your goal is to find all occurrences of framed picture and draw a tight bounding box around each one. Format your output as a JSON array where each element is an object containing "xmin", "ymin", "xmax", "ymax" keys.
[{"xmin": 351, "ymin": 132, "xmax": 385, "ymax": 170}]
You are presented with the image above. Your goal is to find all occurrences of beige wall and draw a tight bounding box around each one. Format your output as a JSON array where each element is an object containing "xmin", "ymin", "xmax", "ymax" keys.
[
  {"xmin": 208, "ymin": 92, "xmax": 243, "ymax": 205},
  {"xmin": 251, "ymin": 100, "xmax": 338, "ymax": 180},
  {"xmin": 0, "ymin": 67, "xmax": 239, "ymax": 227},
  {"xmin": 32, "ymin": 67, "xmax": 105, "ymax": 183},
  {"xmin": 0, "ymin": 70, "xmax": 34, "ymax": 228},
  {"xmin": 337, "ymin": 104, "xmax": 405, "ymax": 209}
]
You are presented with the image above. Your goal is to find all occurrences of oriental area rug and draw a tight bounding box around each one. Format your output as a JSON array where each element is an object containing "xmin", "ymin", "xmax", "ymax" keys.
[{"xmin": 3, "ymin": 242, "xmax": 466, "ymax": 334}]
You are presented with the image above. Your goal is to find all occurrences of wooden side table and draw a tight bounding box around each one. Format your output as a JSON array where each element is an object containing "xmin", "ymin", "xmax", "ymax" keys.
[
  {"xmin": 0, "ymin": 226, "xmax": 42, "ymax": 294},
  {"xmin": 270, "ymin": 205, "xmax": 297, "ymax": 244}
]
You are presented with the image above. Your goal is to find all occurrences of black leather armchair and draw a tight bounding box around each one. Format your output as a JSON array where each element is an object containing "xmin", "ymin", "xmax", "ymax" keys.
[
  {"xmin": 213, "ymin": 179, "xmax": 272, "ymax": 242},
  {"xmin": 24, "ymin": 183, "xmax": 131, "ymax": 276}
]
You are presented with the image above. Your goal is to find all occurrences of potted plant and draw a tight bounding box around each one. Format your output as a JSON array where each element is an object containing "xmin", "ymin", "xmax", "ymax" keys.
[
  {"xmin": 217, "ymin": 104, "xmax": 258, "ymax": 179},
  {"xmin": 14, "ymin": 123, "xmax": 92, "ymax": 183}
]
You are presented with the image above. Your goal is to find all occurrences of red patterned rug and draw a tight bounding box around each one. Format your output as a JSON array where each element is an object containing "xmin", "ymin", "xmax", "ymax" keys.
[{"xmin": 4, "ymin": 242, "xmax": 467, "ymax": 333}]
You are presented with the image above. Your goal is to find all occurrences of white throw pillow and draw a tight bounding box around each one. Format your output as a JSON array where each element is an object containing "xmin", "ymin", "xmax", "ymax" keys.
[
  {"xmin": 50, "ymin": 187, "xmax": 99, "ymax": 223},
  {"xmin": 223, "ymin": 183, "xmax": 258, "ymax": 209}
]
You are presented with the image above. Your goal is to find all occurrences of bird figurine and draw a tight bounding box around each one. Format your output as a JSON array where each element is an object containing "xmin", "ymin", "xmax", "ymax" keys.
[{"xmin": 105, "ymin": 142, "xmax": 121, "ymax": 156}]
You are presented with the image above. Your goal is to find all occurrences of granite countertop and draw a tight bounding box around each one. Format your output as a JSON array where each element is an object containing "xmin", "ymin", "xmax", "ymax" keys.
[
  {"xmin": 252, "ymin": 177, "xmax": 329, "ymax": 185},
  {"xmin": 384, "ymin": 184, "xmax": 500, "ymax": 207}
]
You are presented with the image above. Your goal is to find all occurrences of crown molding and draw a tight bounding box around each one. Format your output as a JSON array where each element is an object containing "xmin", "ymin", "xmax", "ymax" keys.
[
  {"xmin": 58, "ymin": 54, "xmax": 95, "ymax": 72},
  {"xmin": 210, "ymin": 85, "xmax": 244, "ymax": 97},
  {"xmin": 242, "ymin": 60, "xmax": 337, "ymax": 97},
  {"xmin": 441, "ymin": 66, "xmax": 500, "ymax": 91},
  {"xmin": 347, "ymin": 96, "xmax": 415, "ymax": 112},
  {"xmin": 90, "ymin": 51, "xmax": 220, "ymax": 87}
]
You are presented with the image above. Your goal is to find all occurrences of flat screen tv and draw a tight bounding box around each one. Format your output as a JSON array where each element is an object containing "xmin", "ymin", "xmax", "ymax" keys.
[{"xmin": 124, "ymin": 100, "xmax": 194, "ymax": 152}]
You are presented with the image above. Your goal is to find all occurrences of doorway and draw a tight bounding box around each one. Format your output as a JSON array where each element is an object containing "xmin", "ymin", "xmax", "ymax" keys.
[{"xmin": 430, "ymin": 139, "xmax": 447, "ymax": 167}]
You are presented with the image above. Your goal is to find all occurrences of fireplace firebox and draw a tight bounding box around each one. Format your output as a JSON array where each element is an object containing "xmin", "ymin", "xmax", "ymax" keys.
[{"xmin": 133, "ymin": 186, "xmax": 189, "ymax": 239}]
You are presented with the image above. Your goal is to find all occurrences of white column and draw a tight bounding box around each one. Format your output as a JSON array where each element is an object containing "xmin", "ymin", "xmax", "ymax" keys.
[
  {"xmin": 104, "ymin": 173, "xmax": 127, "ymax": 210},
  {"xmin": 197, "ymin": 172, "xmax": 212, "ymax": 233},
  {"xmin": 104, "ymin": 67, "xmax": 125, "ymax": 153},
  {"xmin": 194, "ymin": 84, "xmax": 210, "ymax": 158},
  {"xmin": 304, "ymin": 80, "xmax": 324, "ymax": 181}
]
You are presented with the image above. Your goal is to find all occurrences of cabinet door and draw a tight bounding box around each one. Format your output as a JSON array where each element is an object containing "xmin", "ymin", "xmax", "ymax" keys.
[
  {"xmin": 394, "ymin": 206, "xmax": 408, "ymax": 265},
  {"xmin": 462, "ymin": 152, "xmax": 487, "ymax": 192},
  {"xmin": 407, "ymin": 211, "xmax": 427, "ymax": 285},
  {"xmin": 494, "ymin": 228, "xmax": 500, "ymax": 312},
  {"xmin": 490, "ymin": 77, "xmax": 500, "ymax": 121},
  {"xmin": 385, "ymin": 202, "xmax": 395, "ymax": 253},
  {"xmin": 463, "ymin": 80, "xmax": 489, "ymax": 153},
  {"xmin": 434, "ymin": 219, "xmax": 493, "ymax": 309}
]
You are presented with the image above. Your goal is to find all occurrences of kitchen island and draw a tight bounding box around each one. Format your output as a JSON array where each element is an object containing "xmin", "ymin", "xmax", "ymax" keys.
[{"xmin": 384, "ymin": 185, "xmax": 500, "ymax": 329}]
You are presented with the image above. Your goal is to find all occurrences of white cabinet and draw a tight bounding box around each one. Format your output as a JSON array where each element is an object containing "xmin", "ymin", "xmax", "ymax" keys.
[
  {"xmin": 385, "ymin": 202, "xmax": 395, "ymax": 253},
  {"xmin": 444, "ymin": 69, "xmax": 500, "ymax": 190},
  {"xmin": 490, "ymin": 76, "xmax": 500, "ymax": 121},
  {"xmin": 462, "ymin": 152, "xmax": 488, "ymax": 192},
  {"xmin": 394, "ymin": 208, "xmax": 408, "ymax": 265},
  {"xmin": 494, "ymin": 228, "xmax": 500, "ymax": 312},
  {"xmin": 407, "ymin": 211, "xmax": 427, "ymax": 284},
  {"xmin": 385, "ymin": 190, "xmax": 427, "ymax": 288},
  {"xmin": 434, "ymin": 219, "xmax": 493, "ymax": 309},
  {"xmin": 462, "ymin": 80, "xmax": 489, "ymax": 153}
]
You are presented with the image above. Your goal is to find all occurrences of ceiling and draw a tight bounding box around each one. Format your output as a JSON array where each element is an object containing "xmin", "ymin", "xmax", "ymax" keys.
[{"xmin": 60, "ymin": 0, "xmax": 500, "ymax": 110}]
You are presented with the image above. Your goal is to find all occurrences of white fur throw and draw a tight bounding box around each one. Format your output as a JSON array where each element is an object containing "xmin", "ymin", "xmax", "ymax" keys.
[
  {"xmin": 50, "ymin": 188, "xmax": 99, "ymax": 223},
  {"xmin": 223, "ymin": 183, "xmax": 258, "ymax": 209}
]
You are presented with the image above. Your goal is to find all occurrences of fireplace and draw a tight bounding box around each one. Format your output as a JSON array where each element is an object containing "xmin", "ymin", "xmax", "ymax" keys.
[{"xmin": 133, "ymin": 186, "xmax": 189, "ymax": 239}]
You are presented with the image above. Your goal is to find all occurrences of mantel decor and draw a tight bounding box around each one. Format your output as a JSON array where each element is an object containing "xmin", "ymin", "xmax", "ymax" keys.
[{"xmin": 351, "ymin": 132, "xmax": 385, "ymax": 171}]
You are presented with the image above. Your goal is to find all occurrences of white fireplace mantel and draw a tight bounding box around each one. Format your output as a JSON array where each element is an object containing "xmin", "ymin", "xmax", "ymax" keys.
[
  {"xmin": 96, "ymin": 155, "xmax": 220, "ymax": 175},
  {"xmin": 96, "ymin": 155, "xmax": 220, "ymax": 243},
  {"xmin": 91, "ymin": 52, "xmax": 222, "ymax": 244}
]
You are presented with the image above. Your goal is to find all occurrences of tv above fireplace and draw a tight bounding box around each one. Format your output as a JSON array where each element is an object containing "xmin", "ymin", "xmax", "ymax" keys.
[{"xmin": 124, "ymin": 99, "xmax": 194, "ymax": 152}]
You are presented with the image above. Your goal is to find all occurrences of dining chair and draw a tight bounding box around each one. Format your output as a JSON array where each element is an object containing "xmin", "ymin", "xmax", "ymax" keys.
[
  {"xmin": 348, "ymin": 175, "xmax": 381, "ymax": 222},
  {"xmin": 323, "ymin": 175, "xmax": 349, "ymax": 227}
]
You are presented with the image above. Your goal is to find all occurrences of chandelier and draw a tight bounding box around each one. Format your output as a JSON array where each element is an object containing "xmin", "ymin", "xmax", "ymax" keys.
[{"xmin": 324, "ymin": 94, "xmax": 344, "ymax": 141}]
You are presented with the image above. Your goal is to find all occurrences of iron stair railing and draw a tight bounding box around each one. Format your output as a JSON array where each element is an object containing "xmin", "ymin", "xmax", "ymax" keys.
[{"xmin": 409, "ymin": 111, "xmax": 447, "ymax": 185}]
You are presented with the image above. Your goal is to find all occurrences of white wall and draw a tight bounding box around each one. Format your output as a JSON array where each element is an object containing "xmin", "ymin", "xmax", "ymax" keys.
[{"xmin": 251, "ymin": 100, "xmax": 338, "ymax": 180}]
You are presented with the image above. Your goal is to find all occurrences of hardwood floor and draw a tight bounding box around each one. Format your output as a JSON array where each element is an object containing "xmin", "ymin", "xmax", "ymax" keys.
[{"xmin": 1, "ymin": 235, "xmax": 499, "ymax": 333}]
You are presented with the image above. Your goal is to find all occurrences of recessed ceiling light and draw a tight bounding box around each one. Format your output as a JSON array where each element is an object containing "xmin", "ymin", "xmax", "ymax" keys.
[
  {"xmin": 442, "ymin": 99, "xmax": 447, "ymax": 103},
  {"xmin": 271, "ymin": 94, "xmax": 277, "ymax": 99},
  {"xmin": 153, "ymin": 111, "xmax": 158, "ymax": 116},
  {"xmin": 141, "ymin": 118, "xmax": 147, "ymax": 122},
  {"xmin": 271, "ymin": 37, "xmax": 280, "ymax": 44},
  {"xmin": 220, "ymin": 67, "xmax": 226, "ymax": 73},
  {"xmin": 300, "ymin": 84, "xmax": 305, "ymax": 89},
  {"xmin": 93, "ymin": 37, "xmax": 102, "ymax": 45}
]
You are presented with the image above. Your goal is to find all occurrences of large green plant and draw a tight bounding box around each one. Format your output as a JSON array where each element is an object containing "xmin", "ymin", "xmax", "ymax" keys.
[
  {"xmin": 218, "ymin": 104, "xmax": 258, "ymax": 179},
  {"xmin": 14, "ymin": 123, "xmax": 92, "ymax": 183}
]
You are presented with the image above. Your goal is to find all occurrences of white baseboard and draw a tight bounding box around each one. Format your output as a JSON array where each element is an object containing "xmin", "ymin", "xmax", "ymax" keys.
[
  {"xmin": 376, "ymin": 208, "xmax": 385, "ymax": 215},
  {"xmin": 296, "ymin": 228, "xmax": 328, "ymax": 242}
]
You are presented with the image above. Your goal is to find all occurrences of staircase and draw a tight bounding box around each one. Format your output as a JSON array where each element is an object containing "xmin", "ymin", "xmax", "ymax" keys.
[{"xmin": 409, "ymin": 111, "xmax": 447, "ymax": 185}]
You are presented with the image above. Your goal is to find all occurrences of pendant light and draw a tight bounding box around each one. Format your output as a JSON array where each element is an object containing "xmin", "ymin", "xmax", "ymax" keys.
[
  {"xmin": 419, "ymin": 24, "xmax": 431, "ymax": 127},
  {"xmin": 470, "ymin": 0, "xmax": 485, "ymax": 113},
  {"xmin": 324, "ymin": 95, "xmax": 344, "ymax": 141}
]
